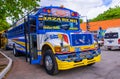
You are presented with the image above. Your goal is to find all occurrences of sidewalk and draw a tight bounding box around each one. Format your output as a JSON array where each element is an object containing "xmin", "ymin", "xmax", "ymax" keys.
[{"xmin": 0, "ymin": 51, "xmax": 12, "ymax": 79}]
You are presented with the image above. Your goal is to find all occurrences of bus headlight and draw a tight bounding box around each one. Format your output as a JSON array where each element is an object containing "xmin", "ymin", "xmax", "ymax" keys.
[
  {"xmin": 54, "ymin": 47, "xmax": 61, "ymax": 52},
  {"xmin": 94, "ymin": 43, "xmax": 98, "ymax": 48},
  {"xmin": 61, "ymin": 46, "xmax": 69, "ymax": 52},
  {"xmin": 54, "ymin": 46, "xmax": 69, "ymax": 53},
  {"xmin": 95, "ymin": 44, "xmax": 98, "ymax": 48}
]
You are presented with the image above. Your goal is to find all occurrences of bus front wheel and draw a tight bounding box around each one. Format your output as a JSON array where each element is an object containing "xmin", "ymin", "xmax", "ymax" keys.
[
  {"xmin": 107, "ymin": 48, "xmax": 111, "ymax": 50},
  {"xmin": 43, "ymin": 49, "xmax": 59, "ymax": 75}
]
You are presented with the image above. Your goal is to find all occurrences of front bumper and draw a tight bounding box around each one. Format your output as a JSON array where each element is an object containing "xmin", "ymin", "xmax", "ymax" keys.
[
  {"xmin": 104, "ymin": 46, "xmax": 120, "ymax": 50},
  {"xmin": 56, "ymin": 55, "xmax": 101, "ymax": 70},
  {"xmin": 55, "ymin": 49, "xmax": 101, "ymax": 70}
]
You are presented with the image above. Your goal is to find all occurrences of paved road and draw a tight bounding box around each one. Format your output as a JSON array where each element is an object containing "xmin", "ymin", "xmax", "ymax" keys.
[{"xmin": 2, "ymin": 47, "xmax": 120, "ymax": 79}]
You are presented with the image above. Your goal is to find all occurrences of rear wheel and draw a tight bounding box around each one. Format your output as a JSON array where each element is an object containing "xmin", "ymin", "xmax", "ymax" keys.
[
  {"xmin": 26, "ymin": 55, "xmax": 32, "ymax": 64},
  {"xmin": 107, "ymin": 48, "xmax": 111, "ymax": 50},
  {"xmin": 13, "ymin": 44, "xmax": 19, "ymax": 57},
  {"xmin": 43, "ymin": 49, "xmax": 59, "ymax": 75}
]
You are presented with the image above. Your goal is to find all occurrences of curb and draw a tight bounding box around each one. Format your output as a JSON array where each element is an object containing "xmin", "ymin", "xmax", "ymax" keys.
[{"xmin": 0, "ymin": 51, "xmax": 12, "ymax": 79}]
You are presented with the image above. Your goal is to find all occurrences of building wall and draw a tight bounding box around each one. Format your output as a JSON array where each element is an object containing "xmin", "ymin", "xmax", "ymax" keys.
[{"xmin": 80, "ymin": 19, "xmax": 120, "ymax": 32}]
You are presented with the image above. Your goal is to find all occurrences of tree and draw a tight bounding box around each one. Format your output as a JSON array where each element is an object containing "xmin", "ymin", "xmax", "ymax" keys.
[
  {"xmin": 0, "ymin": 0, "xmax": 40, "ymax": 31},
  {"xmin": 91, "ymin": 6, "xmax": 120, "ymax": 22},
  {"xmin": 80, "ymin": 19, "xmax": 83, "ymax": 23},
  {"xmin": 0, "ymin": 19, "xmax": 9, "ymax": 31}
]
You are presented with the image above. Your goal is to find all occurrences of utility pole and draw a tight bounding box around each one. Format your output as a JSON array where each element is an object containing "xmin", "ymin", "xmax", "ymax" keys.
[
  {"xmin": 80, "ymin": 16, "xmax": 90, "ymax": 31},
  {"xmin": 86, "ymin": 19, "xmax": 90, "ymax": 31}
]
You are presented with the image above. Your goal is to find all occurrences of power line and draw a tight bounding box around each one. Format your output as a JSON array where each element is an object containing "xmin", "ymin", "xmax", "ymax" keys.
[{"xmin": 109, "ymin": 0, "xmax": 120, "ymax": 8}]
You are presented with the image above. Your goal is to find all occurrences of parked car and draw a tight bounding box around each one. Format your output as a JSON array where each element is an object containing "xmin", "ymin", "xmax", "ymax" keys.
[
  {"xmin": 104, "ymin": 27, "xmax": 120, "ymax": 50},
  {"xmin": 98, "ymin": 39, "xmax": 104, "ymax": 47}
]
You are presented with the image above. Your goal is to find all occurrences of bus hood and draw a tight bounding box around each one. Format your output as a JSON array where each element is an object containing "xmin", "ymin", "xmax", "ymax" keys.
[{"xmin": 44, "ymin": 31, "xmax": 93, "ymax": 47}]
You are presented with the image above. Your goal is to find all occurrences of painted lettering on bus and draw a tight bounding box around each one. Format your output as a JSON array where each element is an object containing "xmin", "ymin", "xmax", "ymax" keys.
[{"xmin": 39, "ymin": 16, "xmax": 77, "ymax": 23}]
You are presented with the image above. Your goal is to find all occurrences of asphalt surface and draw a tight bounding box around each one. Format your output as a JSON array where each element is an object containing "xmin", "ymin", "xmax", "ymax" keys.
[{"xmin": 2, "ymin": 47, "xmax": 120, "ymax": 79}]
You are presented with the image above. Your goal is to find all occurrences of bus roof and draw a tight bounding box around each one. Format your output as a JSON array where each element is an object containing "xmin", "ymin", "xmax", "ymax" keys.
[
  {"xmin": 10, "ymin": 6, "xmax": 80, "ymax": 29},
  {"xmin": 35, "ymin": 6, "xmax": 80, "ymax": 17}
]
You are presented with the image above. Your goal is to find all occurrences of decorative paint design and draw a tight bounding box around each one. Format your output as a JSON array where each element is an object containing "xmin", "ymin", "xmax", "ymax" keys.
[{"xmin": 51, "ymin": 8, "xmax": 70, "ymax": 17}]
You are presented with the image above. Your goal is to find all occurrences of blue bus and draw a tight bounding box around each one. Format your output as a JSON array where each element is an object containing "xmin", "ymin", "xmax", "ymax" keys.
[{"xmin": 6, "ymin": 6, "xmax": 101, "ymax": 75}]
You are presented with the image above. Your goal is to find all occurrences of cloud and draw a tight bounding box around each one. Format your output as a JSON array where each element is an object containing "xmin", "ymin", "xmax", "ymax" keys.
[
  {"xmin": 40, "ymin": 0, "xmax": 103, "ymax": 19},
  {"xmin": 87, "ymin": 6, "xmax": 108, "ymax": 19},
  {"xmin": 87, "ymin": 0, "xmax": 120, "ymax": 19},
  {"xmin": 109, "ymin": 0, "xmax": 120, "ymax": 7},
  {"xmin": 7, "ymin": 0, "xmax": 120, "ymax": 24}
]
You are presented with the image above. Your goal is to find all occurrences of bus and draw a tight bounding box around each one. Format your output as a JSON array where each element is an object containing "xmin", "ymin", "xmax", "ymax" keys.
[
  {"xmin": 5, "ymin": 6, "xmax": 101, "ymax": 75},
  {"xmin": 0, "ymin": 30, "xmax": 7, "ymax": 49}
]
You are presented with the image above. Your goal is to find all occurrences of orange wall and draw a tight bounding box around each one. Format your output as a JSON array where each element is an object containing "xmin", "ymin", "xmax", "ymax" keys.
[{"xmin": 80, "ymin": 19, "xmax": 120, "ymax": 31}]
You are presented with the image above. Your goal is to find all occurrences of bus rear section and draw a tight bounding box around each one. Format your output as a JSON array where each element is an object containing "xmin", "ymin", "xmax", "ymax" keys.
[
  {"xmin": 104, "ymin": 27, "xmax": 120, "ymax": 50},
  {"xmin": 6, "ymin": 6, "xmax": 101, "ymax": 75}
]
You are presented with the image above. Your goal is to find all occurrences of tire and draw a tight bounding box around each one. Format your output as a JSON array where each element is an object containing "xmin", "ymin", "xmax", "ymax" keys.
[
  {"xmin": 107, "ymin": 46, "xmax": 112, "ymax": 50},
  {"xmin": 98, "ymin": 44, "xmax": 101, "ymax": 48},
  {"xmin": 107, "ymin": 48, "xmax": 111, "ymax": 50},
  {"xmin": 87, "ymin": 63, "xmax": 95, "ymax": 66},
  {"xmin": 13, "ymin": 44, "xmax": 19, "ymax": 57},
  {"xmin": 26, "ymin": 55, "xmax": 31, "ymax": 64},
  {"xmin": 43, "ymin": 49, "xmax": 59, "ymax": 75}
]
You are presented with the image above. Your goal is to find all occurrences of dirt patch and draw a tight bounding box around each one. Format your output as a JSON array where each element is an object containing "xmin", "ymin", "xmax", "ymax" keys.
[
  {"xmin": 0, "ymin": 53, "xmax": 8, "ymax": 73},
  {"xmin": 0, "ymin": 64, "xmax": 7, "ymax": 72},
  {"xmin": 0, "ymin": 53, "xmax": 5, "ymax": 58}
]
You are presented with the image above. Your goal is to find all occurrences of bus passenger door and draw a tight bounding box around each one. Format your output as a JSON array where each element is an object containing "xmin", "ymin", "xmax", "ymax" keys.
[{"xmin": 27, "ymin": 16, "xmax": 40, "ymax": 64}]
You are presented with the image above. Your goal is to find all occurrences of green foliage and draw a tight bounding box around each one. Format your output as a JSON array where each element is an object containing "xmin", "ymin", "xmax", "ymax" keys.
[
  {"xmin": 0, "ymin": 19, "xmax": 9, "ymax": 31},
  {"xmin": 91, "ymin": 6, "xmax": 120, "ymax": 22},
  {"xmin": 0, "ymin": 0, "xmax": 40, "ymax": 31}
]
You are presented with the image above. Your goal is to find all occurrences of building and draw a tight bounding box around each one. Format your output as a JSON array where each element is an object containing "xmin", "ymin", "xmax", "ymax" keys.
[{"xmin": 80, "ymin": 18, "xmax": 120, "ymax": 33}]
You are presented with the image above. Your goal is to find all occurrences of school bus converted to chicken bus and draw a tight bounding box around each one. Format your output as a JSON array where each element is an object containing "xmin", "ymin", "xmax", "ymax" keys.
[{"xmin": 5, "ymin": 6, "xmax": 101, "ymax": 75}]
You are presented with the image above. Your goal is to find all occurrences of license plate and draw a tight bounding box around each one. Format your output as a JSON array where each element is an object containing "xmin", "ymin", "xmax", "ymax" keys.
[
  {"xmin": 108, "ymin": 46, "xmax": 112, "ymax": 48},
  {"xmin": 80, "ymin": 52, "xmax": 91, "ymax": 58}
]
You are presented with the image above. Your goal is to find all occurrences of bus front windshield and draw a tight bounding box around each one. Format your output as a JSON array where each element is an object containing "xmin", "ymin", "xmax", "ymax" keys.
[{"xmin": 42, "ymin": 16, "xmax": 79, "ymax": 30}]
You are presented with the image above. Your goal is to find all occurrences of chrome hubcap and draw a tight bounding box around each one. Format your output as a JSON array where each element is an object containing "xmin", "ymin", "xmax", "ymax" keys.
[
  {"xmin": 13, "ymin": 48, "xmax": 16, "ymax": 55},
  {"xmin": 45, "ymin": 56, "xmax": 53, "ymax": 70}
]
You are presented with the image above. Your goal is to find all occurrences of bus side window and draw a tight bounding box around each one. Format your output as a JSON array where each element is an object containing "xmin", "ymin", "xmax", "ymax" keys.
[
  {"xmin": 38, "ymin": 21, "xmax": 44, "ymax": 30},
  {"xmin": 30, "ymin": 18, "xmax": 36, "ymax": 33}
]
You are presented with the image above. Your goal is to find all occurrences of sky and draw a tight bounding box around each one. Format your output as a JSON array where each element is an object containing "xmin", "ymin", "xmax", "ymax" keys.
[
  {"xmin": 40, "ymin": 0, "xmax": 120, "ymax": 20},
  {"xmin": 7, "ymin": 0, "xmax": 120, "ymax": 24}
]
